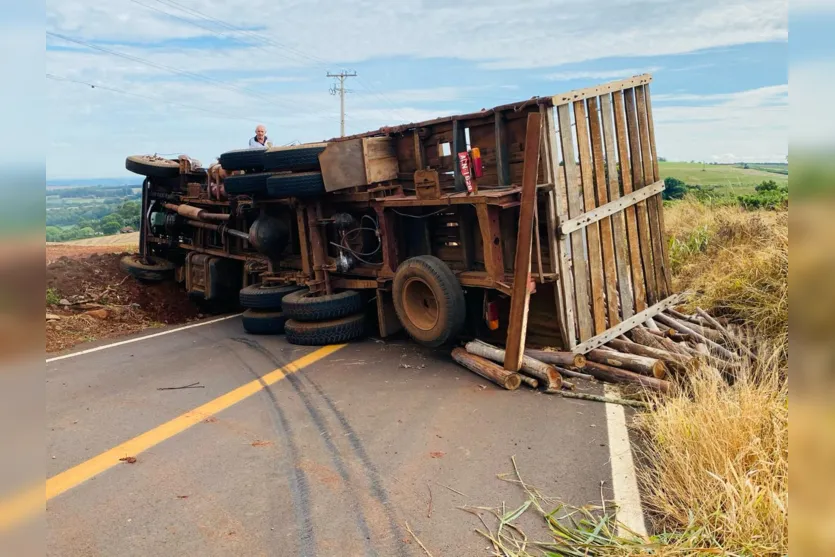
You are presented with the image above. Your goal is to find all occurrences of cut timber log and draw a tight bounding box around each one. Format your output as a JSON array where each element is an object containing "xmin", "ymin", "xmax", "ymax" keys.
[
  {"xmin": 696, "ymin": 307, "xmax": 756, "ymax": 360},
  {"xmin": 451, "ymin": 348, "xmax": 521, "ymax": 391},
  {"xmin": 554, "ymin": 366, "xmax": 594, "ymax": 381},
  {"xmin": 466, "ymin": 341, "xmax": 561, "ymax": 392},
  {"xmin": 587, "ymin": 348, "xmax": 668, "ymax": 379},
  {"xmin": 525, "ymin": 349, "xmax": 586, "ymax": 369},
  {"xmin": 631, "ymin": 326, "xmax": 692, "ymax": 357},
  {"xmin": 606, "ymin": 338, "xmax": 694, "ymax": 374},
  {"xmin": 656, "ymin": 313, "xmax": 738, "ymax": 361},
  {"xmin": 580, "ymin": 360, "xmax": 671, "ymax": 393},
  {"xmin": 559, "ymin": 391, "xmax": 651, "ymax": 410},
  {"xmin": 519, "ymin": 375, "xmax": 539, "ymax": 389}
]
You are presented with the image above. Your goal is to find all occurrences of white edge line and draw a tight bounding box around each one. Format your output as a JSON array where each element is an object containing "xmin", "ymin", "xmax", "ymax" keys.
[
  {"xmin": 46, "ymin": 314, "xmax": 242, "ymax": 363},
  {"xmin": 604, "ymin": 383, "xmax": 647, "ymax": 537}
]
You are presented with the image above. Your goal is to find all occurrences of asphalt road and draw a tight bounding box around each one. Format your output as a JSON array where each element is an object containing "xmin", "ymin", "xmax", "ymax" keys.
[{"xmin": 44, "ymin": 316, "xmax": 616, "ymax": 556}]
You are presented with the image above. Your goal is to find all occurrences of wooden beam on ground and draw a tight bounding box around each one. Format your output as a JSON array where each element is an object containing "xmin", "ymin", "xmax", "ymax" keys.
[
  {"xmin": 503, "ymin": 111, "xmax": 543, "ymax": 372},
  {"xmin": 571, "ymin": 292, "xmax": 689, "ymax": 354}
]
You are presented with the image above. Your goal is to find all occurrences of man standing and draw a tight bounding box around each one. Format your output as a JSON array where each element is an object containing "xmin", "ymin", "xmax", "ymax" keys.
[{"xmin": 248, "ymin": 125, "xmax": 272, "ymax": 149}]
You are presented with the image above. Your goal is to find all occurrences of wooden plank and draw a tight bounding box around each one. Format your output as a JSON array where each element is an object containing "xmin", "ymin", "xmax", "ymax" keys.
[
  {"xmin": 557, "ymin": 104, "xmax": 594, "ymax": 341},
  {"xmin": 559, "ymin": 180, "xmax": 665, "ymax": 234},
  {"xmin": 375, "ymin": 288, "xmax": 403, "ymax": 337},
  {"xmin": 374, "ymin": 205, "xmax": 400, "ymax": 277},
  {"xmin": 457, "ymin": 207, "xmax": 475, "ymax": 271},
  {"xmin": 504, "ymin": 112, "xmax": 542, "ymax": 372},
  {"xmin": 544, "ymin": 106, "xmax": 576, "ymax": 349},
  {"xmin": 476, "ymin": 204, "xmax": 505, "ymax": 283},
  {"xmin": 635, "ymin": 85, "xmax": 667, "ymax": 299},
  {"xmin": 613, "ymin": 90, "xmax": 647, "ymax": 312},
  {"xmin": 295, "ymin": 205, "xmax": 312, "ymax": 277},
  {"xmin": 319, "ymin": 139, "xmax": 366, "ymax": 192},
  {"xmin": 413, "ymin": 131, "xmax": 425, "ymax": 170},
  {"xmin": 495, "ymin": 111, "xmax": 511, "ymax": 187},
  {"xmin": 539, "ymin": 106, "xmax": 559, "ymax": 275},
  {"xmin": 644, "ymin": 84, "xmax": 673, "ymax": 292},
  {"xmin": 552, "ymin": 74, "xmax": 653, "ymax": 106},
  {"xmin": 573, "ymin": 100, "xmax": 607, "ymax": 335},
  {"xmin": 600, "ymin": 93, "xmax": 635, "ymax": 319},
  {"xmin": 572, "ymin": 292, "xmax": 689, "ymax": 354},
  {"xmin": 623, "ymin": 87, "xmax": 657, "ymax": 305},
  {"xmin": 587, "ymin": 96, "xmax": 620, "ymax": 327},
  {"xmin": 452, "ymin": 119, "xmax": 467, "ymax": 192}
]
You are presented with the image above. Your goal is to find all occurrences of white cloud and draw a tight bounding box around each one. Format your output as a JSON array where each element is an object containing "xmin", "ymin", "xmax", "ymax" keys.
[
  {"xmin": 791, "ymin": 61, "xmax": 835, "ymax": 148},
  {"xmin": 653, "ymin": 84, "xmax": 788, "ymax": 162},
  {"xmin": 545, "ymin": 67, "xmax": 661, "ymax": 81}
]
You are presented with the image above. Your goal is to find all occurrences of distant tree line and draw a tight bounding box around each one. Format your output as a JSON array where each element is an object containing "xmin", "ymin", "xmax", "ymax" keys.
[
  {"xmin": 663, "ymin": 177, "xmax": 787, "ymax": 210},
  {"xmin": 46, "ymin": 200, "xmax": 141, "ymax": 242}
]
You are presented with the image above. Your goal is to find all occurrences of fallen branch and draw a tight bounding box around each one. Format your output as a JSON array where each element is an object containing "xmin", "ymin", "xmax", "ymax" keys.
[
  {"xmin": 157, "ymin": 382, "xmax": 204, "ymax": 391},
  {"xmin": 553, "ymin": 366, "xmax": 594, "ymax": 381},
  {"xmin": 558, "ymin": 391, "xmax": 651, "ymax": 409}
]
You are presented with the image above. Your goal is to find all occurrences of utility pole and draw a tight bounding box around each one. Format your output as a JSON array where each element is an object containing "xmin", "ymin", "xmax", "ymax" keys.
[{"xmin": 327, "ymin": 71, "xmax": 356, "ymax": 137}]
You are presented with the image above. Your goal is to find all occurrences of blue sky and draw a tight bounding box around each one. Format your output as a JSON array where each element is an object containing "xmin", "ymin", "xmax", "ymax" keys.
[{"xmin": 43, "ymin": 0, "xmax": 812, "ymax": 179}]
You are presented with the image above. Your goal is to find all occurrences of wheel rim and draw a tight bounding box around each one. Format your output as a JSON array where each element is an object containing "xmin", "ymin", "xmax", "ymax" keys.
[{"xmin": 403, "ymin": 277, "xmax": 439, "ymax": 331}]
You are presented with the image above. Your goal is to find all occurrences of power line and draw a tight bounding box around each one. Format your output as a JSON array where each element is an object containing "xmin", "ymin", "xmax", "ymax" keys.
[
  {"xmin": 45, "ymin": 73, "xmax": 273, "ymax": 126},
  {"xmin": 46, "ymin": 31, "xmax": 311, "ymax": 114}
]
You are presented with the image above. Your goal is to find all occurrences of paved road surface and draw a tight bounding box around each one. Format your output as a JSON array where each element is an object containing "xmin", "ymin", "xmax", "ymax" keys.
[{"xmin": 44, "ymin": 317, "xmax": 617, "ymax": 556}]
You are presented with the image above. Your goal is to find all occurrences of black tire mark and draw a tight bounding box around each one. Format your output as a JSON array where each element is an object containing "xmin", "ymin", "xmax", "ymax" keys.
[
  {"xmin": 301, "ymin": 374, "xmax": 407, "ymax": 557},
  {"xmin": 232, "ymin": 338, "xmax": 379, "ymax": 557},
  {"xmin": 227, "ymin": 340, "xmax": 316, "ymax": 557}
]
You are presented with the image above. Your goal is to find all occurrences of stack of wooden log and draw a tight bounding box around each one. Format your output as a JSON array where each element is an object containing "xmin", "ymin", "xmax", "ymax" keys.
[{"xmin": 451, "ymin": 306, "xmax": 753, "ymax": 404}]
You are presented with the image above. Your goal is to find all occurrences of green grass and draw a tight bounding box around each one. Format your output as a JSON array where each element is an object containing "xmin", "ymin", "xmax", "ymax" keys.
[{"xmin": 659, "ymin": 162, "xmax": 788, "ymax": 196}]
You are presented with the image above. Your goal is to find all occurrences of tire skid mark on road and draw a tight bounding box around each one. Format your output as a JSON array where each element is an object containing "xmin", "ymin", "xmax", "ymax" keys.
[
  {"xmin": 227, "ymin": 343, "xmax": 317, "ymax": 557},
  {"xmin": 301, "ymin": 374, "xmax": 407, "ymax": 557},
  {"xmin": 231, "ymin": 338, "xmax": 378, "ymax": 557}
]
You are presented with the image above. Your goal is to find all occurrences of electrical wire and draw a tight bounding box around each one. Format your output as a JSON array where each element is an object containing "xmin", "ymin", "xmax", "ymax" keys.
[
  {"xmin": 45, "ymin": 73, "xmax": 274, "ymax": 126},
  {"xmin": 391, "ymin": 207, "xmax": 452, "ymax": 219}
]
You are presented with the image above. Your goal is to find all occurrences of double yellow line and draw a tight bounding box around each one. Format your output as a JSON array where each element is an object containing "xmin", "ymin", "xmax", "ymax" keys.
[{"xmin": 0, "ymin": 343, "xmax": 345, "ymax": 532}]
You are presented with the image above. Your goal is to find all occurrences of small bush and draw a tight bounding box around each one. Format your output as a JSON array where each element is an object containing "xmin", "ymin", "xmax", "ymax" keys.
[
  {"xmin": 46, "ymin": 288, "xmax": 61, "ymax": 306},
  {"xmin": 662, "ymin": 177, "xmax": 688, "ymax": 200}
]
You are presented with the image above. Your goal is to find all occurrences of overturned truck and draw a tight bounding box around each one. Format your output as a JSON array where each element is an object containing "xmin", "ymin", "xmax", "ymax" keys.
[{"xmin": 124, "ymin": 74, "xmax": 679, "ymax": 369}]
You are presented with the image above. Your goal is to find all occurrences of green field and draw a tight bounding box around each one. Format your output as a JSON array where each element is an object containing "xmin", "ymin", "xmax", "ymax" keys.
[{"xmin": 658, "ymin": 162, "xmax": 788, "ymax": 196}]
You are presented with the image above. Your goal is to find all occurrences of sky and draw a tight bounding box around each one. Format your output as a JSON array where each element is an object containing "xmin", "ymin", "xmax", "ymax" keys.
[{"xmin": 40, "ymin": 0, "xmax": 818, "ymax": 179}]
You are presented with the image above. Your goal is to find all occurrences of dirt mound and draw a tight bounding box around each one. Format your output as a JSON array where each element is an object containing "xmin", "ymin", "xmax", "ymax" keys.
[{"xmin": 46, "ymin": 253, "xmax": 202, "ymax": 353}]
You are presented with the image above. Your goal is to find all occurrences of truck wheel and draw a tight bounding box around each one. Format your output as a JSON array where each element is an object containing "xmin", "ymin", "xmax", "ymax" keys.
[
  {"xmin": 120, "ymin": 254, "xmax": 175, "ymax": 282},
  {"xmin": 392, "ymin": 256, "xmax": 465, "ymax": 347},
  {"xmin": 239, "ymin": 284, "xmax": 302, "ymax": 310},
  {"xmin": 125, "ymin": 155, "xmax": 180, "ymax": 178},
  {"xmin": 219, "ymin": 148, "xmax": 266, "ymax": 172},
  {"xmin": 285, "ymin": 313, "xmax": 365, "ymax": 345},
  {"xmin": 263, "ymin": 144, "xmax": 326, "ymax": 172},
  {"xmin": 242, "ymin": 309, "xmax": 289, "ymax": 334},
  {"xmin": 281, "ymin": 289, "xmax": 363, "ymax": 322},
  {"xmin": 225, "ymin": 172, "xmax": 270, "ymax": 195},
  {"xmin": 266, "ymin": 172, "xmax": 326, "ymax": 198}
]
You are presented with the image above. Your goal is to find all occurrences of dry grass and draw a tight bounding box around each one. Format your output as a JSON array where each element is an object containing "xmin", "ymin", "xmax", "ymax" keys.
[
  {"xmin": 637, "ymin": 355, "xmax": 788, "ymax": 555},
  {"xmin": 665, "ymin": 198, "xmax": 788, "ymax": 358}
]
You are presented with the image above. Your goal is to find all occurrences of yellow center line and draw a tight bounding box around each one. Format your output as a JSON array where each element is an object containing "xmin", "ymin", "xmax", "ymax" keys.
[{"xmin": 0, "ymin": 343, "xmax": 346, "ymax": 532}]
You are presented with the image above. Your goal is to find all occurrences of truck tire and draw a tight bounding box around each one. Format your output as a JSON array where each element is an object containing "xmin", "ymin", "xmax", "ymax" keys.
[
  {"xmin": 263, "ymin": 144, "xmax": 326, "ymax": 172},
  {"xmin": 285, "ymin": 313, "xmax": 366, "ymax": 345},
  {"xmin": 225, "ymin": 172, "xmax": 270, "ymax": 195},
  {"xmin": 281, "ymin": 289, "xmax": 363, "ymax": 322},
  {"xmin": 125, "ymin": 155, "xmax": 180, "ymax": 178},
  {"xmin": 239, "ymin": 283, "xmax": 302, "ymax": 310},
  {"xmin": 392, "ymin": 255, "xmax": 465, "ymax": 347},
  {"xmin": 219, "ymin": 148, "xmax": 266, "ymax": 172},
  {"xmin": 120, "ymin": 254, "xmax": 176, "ymax": 282},
  {"xmin": 266, "ymin": 172, "xmax": 326, "ymax": 198},
  {"xmin": 242, "ymin": 309, "xmax": 289, "ymax": 334}
]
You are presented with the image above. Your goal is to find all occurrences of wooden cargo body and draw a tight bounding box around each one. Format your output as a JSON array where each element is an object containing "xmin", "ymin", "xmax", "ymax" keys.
[{"xmin": 141, "ymin": 74, "xmax": 676, "ymax": 359}]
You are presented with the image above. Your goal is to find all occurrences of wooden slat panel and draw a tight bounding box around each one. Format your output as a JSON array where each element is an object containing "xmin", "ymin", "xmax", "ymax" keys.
[
  {"xmin": 635, "ymin": 85, "xmax": 667, "ymax": 299},
  {"xmin": 573, "ymin": 100, "xmax": 607, "ymax": 335},
  {"xmin": 495, "ymin": 111, "xmax": 511, "ymax": 187},
  {"xmin": 623, "ymin": 87, "xmax": 658, "ymax": 305},
  {"xmin": 544, "ymin": 106, "xmax": 576, "ymax": 349},
  {"xmin": 612, "ymin": 90, "xmax": 647, "ymax": 312},
  {"xmin": 600, "ymin": 93, "xmax": 635, "ymax": 319},
  {"xmin": 587, "ymin": 96, "xmax": 620, "ymax": 327},
  {"xmin": 557, "ymin": 104, "xmax": 594, "ymax": 341},
  {"xmin": 538, "ymin": 106, "xmax": 559, "ymax": 276},
  {"xmin": 553, "ymin": 74, "xmax": 653, "ymax": 106},
  {"xmin": 504, "ymin": 111, "xmax": 542, "ymax": 371},
  {"xmin": 644, "ymin": 84, "xmax": 673, "ymax": 292}
]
